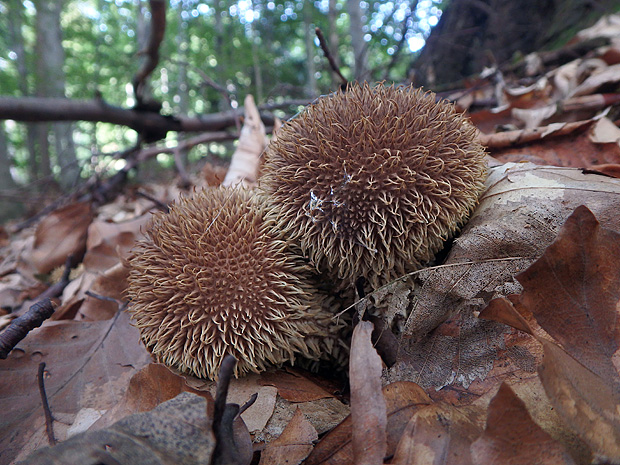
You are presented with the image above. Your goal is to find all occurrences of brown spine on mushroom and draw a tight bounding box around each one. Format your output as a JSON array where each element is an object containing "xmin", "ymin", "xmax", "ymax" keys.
[
  {"xmin": 260, "ymin": 83, "xmax": 488, "ymax": 290},
  {"xmin": 126, "ymin": 187, "xmax": 343, "ymax": 379}
]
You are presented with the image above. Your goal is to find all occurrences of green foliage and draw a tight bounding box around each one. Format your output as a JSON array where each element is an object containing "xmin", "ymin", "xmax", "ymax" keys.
[{"xmin": 0, "ymin": 0, "xmax": 441, "ymax": 186}]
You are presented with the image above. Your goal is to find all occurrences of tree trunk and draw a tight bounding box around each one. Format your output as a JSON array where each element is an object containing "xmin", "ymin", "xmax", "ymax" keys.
[
  {"xmin": 347, "ymin": 0, "xmax": 368, "ymax": 81},
  {"xmin": 413, "ymin": 0, "xmax": 619, "ymax": 88},
  {"xmin": 328, "ymin": 0, "xmax": 341, "ymax": 68},
  {"xmin": 175, "ymin": 2, "xmax": 190, "ymax": 169},
  {"xmin": 7, "ymin": 2, "xmax": 42, "ymax": 182},
  {"xmin": 304, "ymin": 1, "xmax": 318, "ymax": 97},
  {"xmin": 250, "ymin": 2, "xmax": 264, "ymax": 102},
  {"xmin": 35, "ymin": 0, "xmax": 77, "ymax": 188},
  {"xmin": 0, "ymin": 123, "xmax": 25, "ymax": 221}
]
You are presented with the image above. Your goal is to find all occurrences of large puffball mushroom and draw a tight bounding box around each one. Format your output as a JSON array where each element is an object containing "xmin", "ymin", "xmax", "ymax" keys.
[
  {"xmin": 261, "ymin": 83, "xmax": 488, "ymax": 289},
  {"xmin": 126, "ymin": 187, "xmax": 340, "ymax": 380}
]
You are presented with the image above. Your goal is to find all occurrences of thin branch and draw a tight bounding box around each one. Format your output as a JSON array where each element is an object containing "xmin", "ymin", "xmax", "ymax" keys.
[
  {"xmin": 133, "ymin": 0, "xmax": 167, "ymax": 104},
  {"xmin": 0, "ymin": 298, "xmax": 56, "ymax": 359},
  {"xmin": 38, "ymin": 362, "xmax": 57, "ymax": 446},
  {"xmin": 315, "ymin": 27, "xmax": 348, "ymax": 88},
  {"xmin": 0, "ymin": 97, "xmax": 276, "ymax": 140}
]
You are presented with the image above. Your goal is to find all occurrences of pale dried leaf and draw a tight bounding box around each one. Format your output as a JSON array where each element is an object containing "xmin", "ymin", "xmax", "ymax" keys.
[{"xmin": 222, "ymin": 94, "xmax": 267, "ymax": 188}]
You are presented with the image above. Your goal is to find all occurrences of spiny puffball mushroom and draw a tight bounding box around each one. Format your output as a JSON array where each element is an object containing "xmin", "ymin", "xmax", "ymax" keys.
[
  {"xmin": 261, "ymin": 83, "xmax": 488, "ymax": 289},
  {"xmin": 126, "ymin": 187, "xmax": 340, "ymax": 380}
]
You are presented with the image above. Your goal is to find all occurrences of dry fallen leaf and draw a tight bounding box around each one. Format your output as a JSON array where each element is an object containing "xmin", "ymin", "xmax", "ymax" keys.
[
  {"xmin": 470, "ymin": 382, "xmax": 576, "ymax": 465},
  {"xmin": 517, "ymin": 205, "xmax": 620, "ymax": 384},
  {"xmin": 92, "ymin": 363, "xmax": 212, "ymax": 431},
  {"xmin": 0, "ymin": 310, "xmax": 151, "ymax": 463},
  {"xmin": 259, "ymin": 407, "xmax": 318, "ymax": 465},
  {"xmin": 481, "ymin": 206, "xmax": 620, "ymax": 462},
  {"xmin": 258, "ymin": 369, "xmax": 336, "ymax": 403},
  {"xmin": 305, "ymin": 382, "xmax": 431, "ymax": 465},
  {"xmin": 538, "ymin": 340, "xmax": 620, "ymax": 462},
  {"xmin": 83, "ymin": 215, "xmax": 149, "ymax": 274},
  {"xmin": 20, "ymin": 392, "xmax": 215, "ymax": 465},
  {"xmin": 391, "ymin": 403, "xmax": 481, "ymax": 465},
  {"xmin": 349, "ymin": 321, "xmax": 387, "ymax": 465},
  {"xmin": 29, "ymin": 202, "xmax": 93, "ymax": 274}
]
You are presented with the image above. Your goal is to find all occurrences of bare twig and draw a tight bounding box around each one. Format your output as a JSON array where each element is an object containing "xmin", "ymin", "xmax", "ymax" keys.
[
  {"xmin": 0, "ymin": 97, "xmax": 274, "ymax": 137},
  {"xmin": 0, "ymin": 299, "xmax": 56, "ymax": 359},
  {"xmin": 135, "ymin": 190, "xmax": 169, "ymax": 212},
  {"xmin": 133, "ymin": 0, "xmax": 167, "ymax": 104},
  {"xmin": 84, "ymin": 291, "xmax": 128, "ymax": 312},
  {"xmin": 174, "ymin": 145, "xmax": 192, "ymax": 189},
  {"xmin": 315, "ymin": 27, "xmax": 348, "ymax": 88},
  {"xmin": 238, "ymin": 393, "xmax": 258, "ymax": 416},
  {"xmin": 38, "ymin": 362, "xmax": 57, "ymax": 446}
]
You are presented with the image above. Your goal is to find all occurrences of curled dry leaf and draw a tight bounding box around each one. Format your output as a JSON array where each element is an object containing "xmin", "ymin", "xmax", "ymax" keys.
[
  {"xmin": 222, "ymin": 94, "xmax": 267, "ymax": 188},
  {"xmin": 19, "ymin": 392, "xmax": 215, "ymax": 465},
  {"xmin": 483, "ymin": 117, "xmax": 620, "ymax": 168},
  {"xmin": 29, "ymin": 202, "xmax": 93, "ymax": 274},
  {"xmin": 349, "ymin": 321, "xmax": 387, "ymax": 465},
  {"xmin": 471, "ymin": 383, "xmax": 576, "ymax": 465},
  {"xmin": 259, "ymin": 408, "xmax": 318, "ymax": 465}
]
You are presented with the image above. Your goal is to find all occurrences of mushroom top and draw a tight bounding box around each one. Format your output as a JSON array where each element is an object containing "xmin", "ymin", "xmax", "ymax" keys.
[
  {"xmin": 126, "ymin": 187, "xmax": 338, "ymax": 379},
  {"xmin": 261, "ymin": 83, "xmax": 488, "ymax": 289}
]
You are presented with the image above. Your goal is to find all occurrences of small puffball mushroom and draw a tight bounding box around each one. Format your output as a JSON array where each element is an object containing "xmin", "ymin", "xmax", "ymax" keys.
[
  {"xmin": 126, "ymin": 187, "xmax": 340, "ymax": 380},
  {"xmin": 261, "ymin": 83, "xmax": 488, "ymax": 289}
]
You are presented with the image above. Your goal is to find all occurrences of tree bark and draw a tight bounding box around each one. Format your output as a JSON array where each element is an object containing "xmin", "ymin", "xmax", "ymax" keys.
[{"xmin": 413, "ymin": 0, "xmax": 619, "ymax": 88}]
